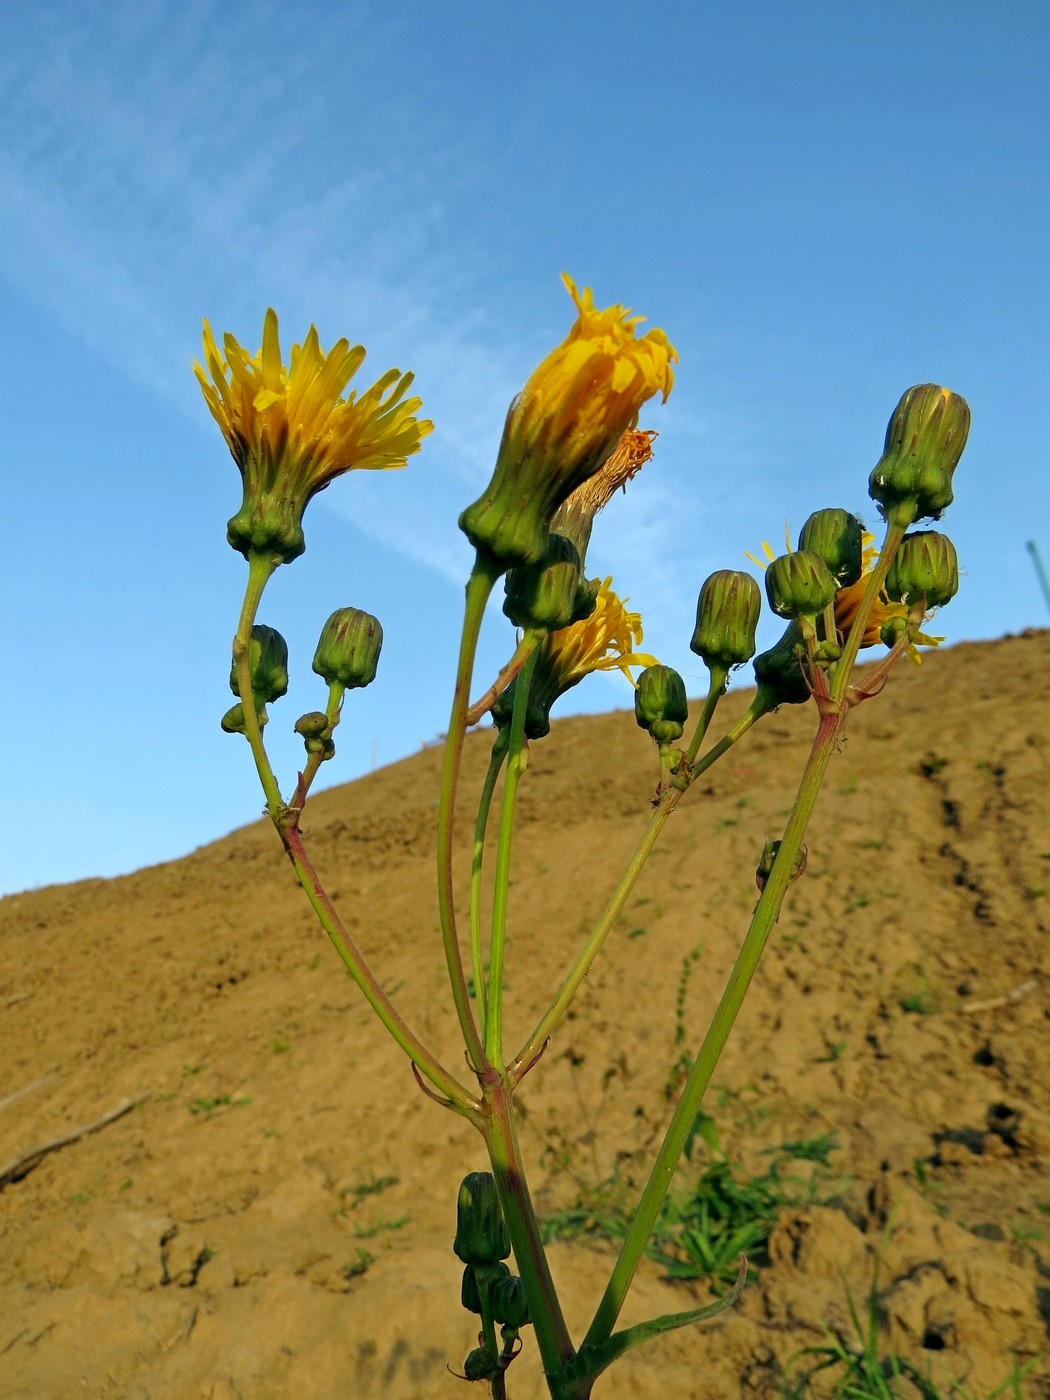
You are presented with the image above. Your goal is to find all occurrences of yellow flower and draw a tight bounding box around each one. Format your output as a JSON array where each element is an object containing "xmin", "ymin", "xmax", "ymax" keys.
[
  {"xmin": 494, "ymin": 579, "xmax": 658, "ymax": 739},
  {"xmin": 749, "ymin": 534, "xmax": 943, "ymax": 661},
  {"xmin": 460, "ymin": 276, "xmax": 677, "ymax": 568},
  {"xmin": 541, "ymin": 577, "xmax": 656, "ymax": 689},
  {"xmin": 194, "ymin": 309, "xmax": 433, "ymax": 563}
]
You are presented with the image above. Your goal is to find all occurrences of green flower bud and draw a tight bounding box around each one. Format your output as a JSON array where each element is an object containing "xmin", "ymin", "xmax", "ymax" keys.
[
  {"xmin": 453, "ymin": 1172, "xmax": 510, "ymax": 1266},
  {"xmin": 752, "ymin": 622, "xmax": 810, "ymax": 707},
  {"xmin": 294, "ymin": 710, "xmax": 335, "ymax": 757},
  {"xmin": 463, "ymin": 1348, "xmax": 499, "ymax": 1382},
  {"xmin": 885, "ymin": 530, "xmax": 959, "ymax": 608},
  {"xmin": 503, "ymin": 534, "xmax": 587, "ymax": 631},
  {"xmin": 690, "ymin": 570, "xmax": 762, "ymax": 672},
  {"xmin": 868, "ymin": 385, "xmax": 970, "ymax": 526},
  {"xmin": 755, "ymin": 839, "xmax": 808, "ymax": 893},
  {"xmin": 764, "ymin": 551, "xmax": 837, "ymax": 621},
  {"xmin": 490, "ymin": 1273, "xmax": 531, "ymax": 1329},
  {"xmin": 460, "ymin": 1261, "xmax": 510, "ymax": 1316},
  {"xmin": 880, "ymin": 616, "xmax": 909, "ymax": 648},
  {"xmin": 634, "ymin": 665, "xmax": 688, "ymax": 745},
  {"xmin": 230, "ymin": 624, "xmax": 289, "ymax": 704},
  {"xmin": 797, "ymin": 509, "xmax": 864, "ymax": 586},
  {"xmin": 294, "ymin": 710, "xmax": 330, "ymax": 739},
  {"xmin": 220, "ymin": 703, "xmax": 248, "ymax": 734},
  {"xmin": 312, "ymin": 608, "xmax": 383, "ymax": 690}
]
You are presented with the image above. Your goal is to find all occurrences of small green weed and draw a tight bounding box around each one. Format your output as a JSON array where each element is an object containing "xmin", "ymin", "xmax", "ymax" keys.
[
  {"xmin": 782, "ymin": 1242, "xmax": 1042, "ymax": 1398},
  {"xmin": 353, "ymin": 1215, "xmax": 410, "ymax": 1240},
  {"xmin": 542, "ymin": 1122, "xmax": 839, "ymax": 1292},
  {"xmin": 188, "ymin": 1094, "xmax": 251, "ymax": 1114},
  {"xmin": 343, "ymin": 1247, "xmax": 375, "ymax": 1279},
  {"xmin": 270, "ymin": 1036, "xmax": 291, "ymax": 1054},
  {"xmin": 343, "ymin": 1172, "xmax": 399, "ymax": 1205}
]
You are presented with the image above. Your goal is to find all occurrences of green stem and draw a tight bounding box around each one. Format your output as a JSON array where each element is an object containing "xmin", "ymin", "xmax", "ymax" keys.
[
  {"xmin": 484, "ymin": 1080, "xmax": 574, "ymax": 1377},
  {"xmin": 280, "ymin": 824, "xmax": 480, "ymax": 1118},
  {"xmin": 471, "ymin": 736, "xmax": 509, "ymax": 1041},
  {"xmin": 233, "ymin": 552, "xmax": 283, "ymax": 816},
  {"xmin": 473, "ymin": 1268, "xmax": 505, "ymax": 1399},
  {"xmin": 582, "ymin": 703, "xmax": 843, "ymax": 1351},
  {"xmin": 467, "ymin": 630, "xmax": 541, "ymax": 727},
  {"xmin": 510, "ymin": 695, "xmax": 767, "ymax": 1083},
  {"xmin": 486, "ymin": 650, "xmax": 538, "ymax": 1067},
  {"xmin": 683, "ymin": 666, "xmax": 727, "ymax": 767},
  {"xmin": 438, "ymin": 552, "xmax": 502, "ymax": 1070},
  {"xmin": 231, "ymin": 559, "xmax": 477, "ymax": 1117},
  {"xmin": 296, "ymin": 682, "xmax": 345, "ymax": 803},
  {"xmin": 831, "ymin": 519, "xmax": 907, "ymax": 700}
]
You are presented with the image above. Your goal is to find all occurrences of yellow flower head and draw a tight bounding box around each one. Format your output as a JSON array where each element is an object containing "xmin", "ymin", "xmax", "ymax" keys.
[
  {"xmin": 750, "ymin": 533, "xmax": 943, "ymax": 662},
  {"xmin": 495, "ymin": 578, "xmax": 658, "ymax": 739},
  {"xmin": 541, "ymin": 577, "xmax": 657, "ymax": 690},
  {"xmin": 194, "ymin": 309, "xmax": 433, "ymax": 563},
  {"xmin": 460, "ymin": 277, "xmax": 677, "ymax": 568}
]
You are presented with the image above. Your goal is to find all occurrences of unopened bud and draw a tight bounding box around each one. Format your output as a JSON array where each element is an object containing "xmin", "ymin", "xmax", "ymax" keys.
[
  {"xmin": 753, "ymin": 623, "xmax": 810, "ymax": 707},
  {"xmin": 294, "ymin": 710, "xmax": 334, "ymax": 757},
  {"xmin": 868, "ymin": 385, "xmax": 970, "ymax": 526},
  {"xmin": 463, "ymin": 1348, "xmax": 499, "ymax": 1382},
  {"xmin": 690, "ymin": 570, "xmax": 761, "ymax": 673},
  {"xmin": 797, "ymin": 509, "xmax": 864, "ymax": 586},
  {"xmin": 453, "ymin": 1173, "xmax": 510, "ymax": 1266},
  {"xmin": 885, "ymin": 531, "xmax": 959, "ymax": 608},
  {"xmin": 764, "ymin": 551, "xmax": 836, "ymax": 621},
  {"xmin": 756, "ymin": 839, "xmax": 808, "ymax": 893},
  {"xmin": 312, "ymin": 608, "xmax": 383, "ymax": 690},
  {"xmin": 230, "ymin": 624, "xmax": 289, "ymax": 704},
  {"xmin": 460, "ymin": 1261, "xmax": 510, "ymax": 1316},
  {"xmin": 634, "ymin": 665, "xmax": 688, "ymax": 745},
  {"xmin": 503, "ymin": 534, "xmax": 587, "ymax": 631},
  {"xmin": 221, "ymin": 703, "xmax": 248, "ymax": 734},
  {"xmin": 880, "ymin": 616, "xmax": 909, "ymax": 649},
  {"xmin": 490, "ymin": 1273, "xmax": 531, "ymax": 1329}
]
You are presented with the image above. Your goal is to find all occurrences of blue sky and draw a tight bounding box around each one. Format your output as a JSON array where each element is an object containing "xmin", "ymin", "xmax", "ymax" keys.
[{"xmin": 1, "ymin": 1, "xmax": 1047, "ymax": 896}]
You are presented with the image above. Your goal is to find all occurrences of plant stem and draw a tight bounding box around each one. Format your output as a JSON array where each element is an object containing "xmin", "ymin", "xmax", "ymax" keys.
[
  {"xmin": 471, "ymin": 736, "xmax": 509, "ymax": 1041},
  {"xmin": 233, "ymin": 552, "xmax": 284, "ymax": 815},
  {"xmin": 683, "ymin": 667, "xmax": 727, "ymax": 767},
  {"xmin": 438, "ymin": 552, "xmax": 501, "ymax": 1070},
  {"xmin": 467, "ymin": 630, "xmax": 541, "ymax": 727},
  {"xmin": 278, "ymin": 824, "xmax": 480, "ymax": 1117},
  {"xmin": 231, "ymin": 560, "xmax": 478, "ymax": 1119},
  {"xmin": 582, "ymin": 702, "xmax": 843, "ymax": 1351},
  {"xmin": 486, "ymin": 650, "xmax": 537, "ymax": 1067},
  {"xmin": 484, "ymin": 1079, "xmax": 574, "ymax": 1377},
  {"xmin": 831, "ymin": 519, "xmax": 906, "ymax": 699},
  {"xmin": 510, "ymin": 695, "xmax": 768, "ymax": 1082}
]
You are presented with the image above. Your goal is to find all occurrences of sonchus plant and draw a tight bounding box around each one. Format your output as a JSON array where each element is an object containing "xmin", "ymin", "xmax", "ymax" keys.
[{"xmin": 196, "ymin": 281, "xmax": 969, "ymax": 1399}]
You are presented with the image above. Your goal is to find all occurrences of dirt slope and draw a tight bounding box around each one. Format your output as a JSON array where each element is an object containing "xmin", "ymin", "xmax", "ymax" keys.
[{"xmin": 2, "ymin": 631, "xmax": 1048, "ymax": 1400}]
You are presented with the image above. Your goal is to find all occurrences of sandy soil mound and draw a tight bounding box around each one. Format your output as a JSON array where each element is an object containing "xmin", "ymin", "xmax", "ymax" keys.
[{"xmin": 2, "ymin": 631, "xmax": 1049, "ymax": 1399}]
